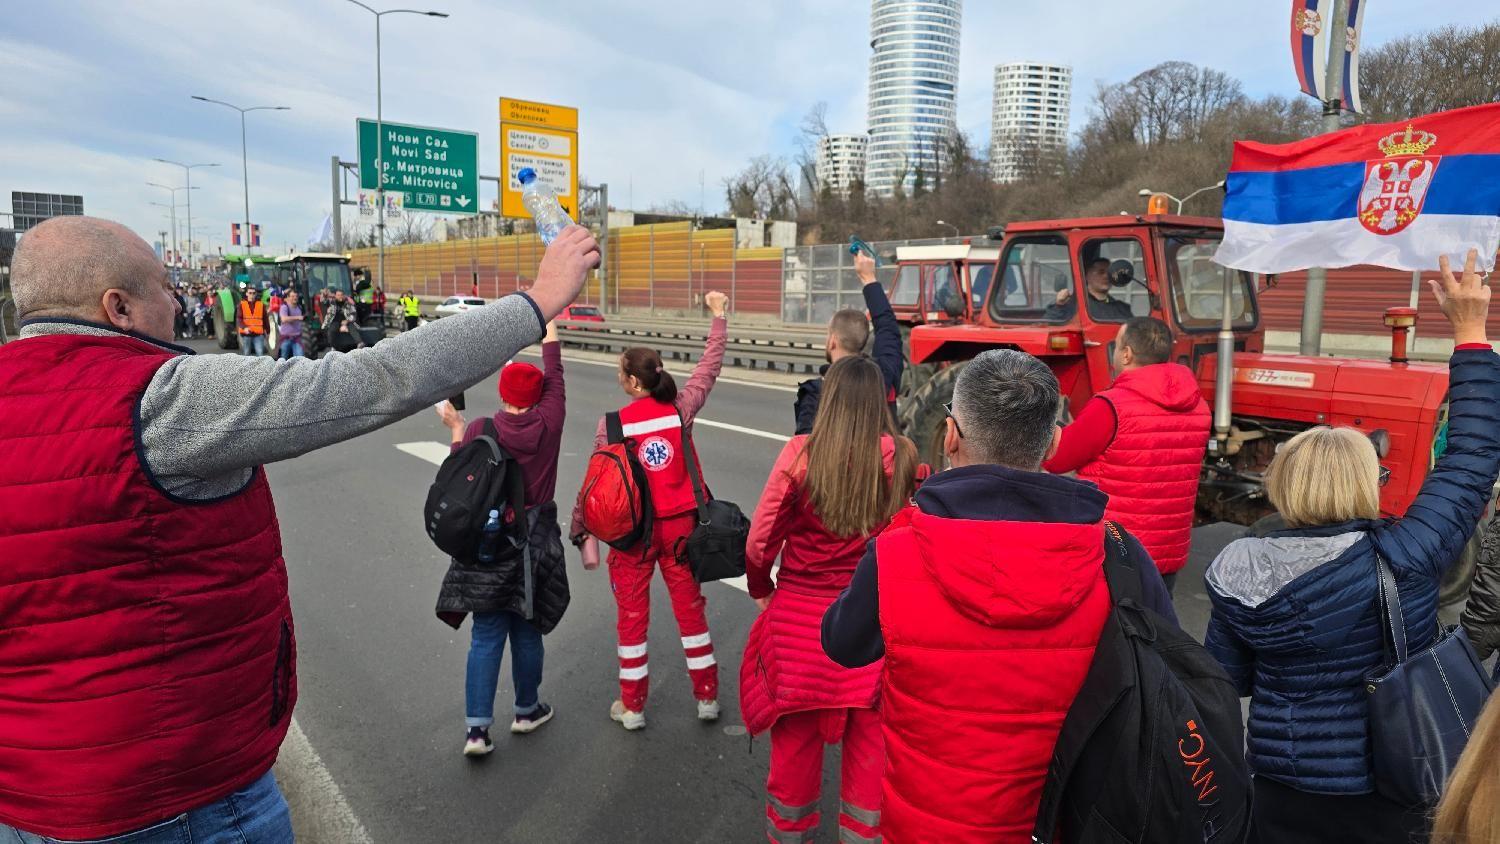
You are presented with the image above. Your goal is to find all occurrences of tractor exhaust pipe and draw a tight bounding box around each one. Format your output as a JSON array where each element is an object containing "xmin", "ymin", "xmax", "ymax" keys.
[
  {"xmin": 1213, "ymin": 270, "xmax": 1236, "ymax": 448},
  {"xmin": 1384, "ymin": 307, "xmax": 1417, "ymax": 364}
]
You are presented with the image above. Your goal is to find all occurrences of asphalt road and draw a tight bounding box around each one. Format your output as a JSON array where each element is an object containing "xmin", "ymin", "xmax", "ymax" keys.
[{"xmin": 183, "ymin": 335, "xmax": 1243, "ymax": 843}]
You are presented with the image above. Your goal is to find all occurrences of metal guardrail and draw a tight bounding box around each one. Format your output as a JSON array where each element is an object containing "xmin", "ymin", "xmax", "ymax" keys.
[{"xmin": 556, "ymin": 318, "xmax": 825, "ymax": 374}]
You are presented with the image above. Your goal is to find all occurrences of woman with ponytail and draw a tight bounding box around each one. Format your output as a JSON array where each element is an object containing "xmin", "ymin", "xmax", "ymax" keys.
[
  {"xmin": 572, "ymin": 291, "xmax": 730, "ymax": 731},
  {"xmin": 740, "ymin": 355, "xmax": 917, "ymax": 842}
]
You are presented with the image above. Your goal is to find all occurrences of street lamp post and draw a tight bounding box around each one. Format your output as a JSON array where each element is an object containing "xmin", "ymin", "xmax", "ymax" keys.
[
  {"xmin": 150, "ymin": 203, "xmax": 177, "ymax": 262},
  {"xmin": 191, "ymin": 96, "xmax": 290, "ymax": 255},
  {"xmin": 343, "ymin": 1, "xmax": 448, "ymax": 293},
  {"xmin": 935, "ymin": 219, "xmax": 960, "ymax": 239},
  {"xmin": 1136, "ymin": 181, "xmax": 1226, "ymax": 214},
  {"xmin": 148, "ymin": 184, "xmax": 197, "ymax": 267},
  {"xmin": 154, "ymin": 159, "xmax": 219, "ymax": 268}
]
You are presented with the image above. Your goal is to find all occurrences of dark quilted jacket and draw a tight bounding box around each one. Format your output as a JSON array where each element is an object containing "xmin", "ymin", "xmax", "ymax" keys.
[
  {"xmin": 435, "ymin": 501, "xmax": 570, "ymax": 634},
  {"xmin": 1204, "ymin": 348, "xmax": 1500, "ymax": 794}
]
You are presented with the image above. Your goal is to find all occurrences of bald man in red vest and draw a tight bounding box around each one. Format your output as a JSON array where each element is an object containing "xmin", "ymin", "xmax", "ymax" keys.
[{"xmin": 0, "ymin": 216, "xmax": 597, "ymax": 842}]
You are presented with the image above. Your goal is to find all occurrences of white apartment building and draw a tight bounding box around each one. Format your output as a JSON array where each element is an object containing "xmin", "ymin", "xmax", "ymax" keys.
[
  {"xmin": 816, "ymin": 134, "xmax": 869, "ymax": 195},
  {"xmin": 990, "ymin": 61, "xmax": 1072, "ymax": 182},
  {"xmin": 864, "ymin": 0, "xmax": 962, "ymax": 196}
]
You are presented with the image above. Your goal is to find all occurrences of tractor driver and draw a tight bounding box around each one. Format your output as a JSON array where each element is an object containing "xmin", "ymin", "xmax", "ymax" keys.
[{"xmin": 1045, "ymin": 257, "xmax": 1134, "ymax": 323}]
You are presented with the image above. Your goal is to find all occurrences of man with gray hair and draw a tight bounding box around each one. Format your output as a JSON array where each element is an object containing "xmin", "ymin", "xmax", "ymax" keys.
[
  {"xmin": 0, "ymin": 216, "xmax": 598, "ymax": 842},
  {"xmin": 821, "ymin": 349, "xmax": 1174, "ymax": 841}
]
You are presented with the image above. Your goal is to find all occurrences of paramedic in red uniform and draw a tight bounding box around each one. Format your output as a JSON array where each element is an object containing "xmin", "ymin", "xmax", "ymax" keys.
[
  {"xmin": 0, "ymin": 217, "xmax": 596, "ymax": 842},
  {"xmin": 1043, "ymin": 316, "xmax": 1211, "ymax": 594},
  {"xmin": 821, "ymin": 349, "xmax": 1176, "ymax": 842},
  {"xmin": 572, "ymin": 291, "xmax": 731, "ymax": 731},
  {"xmin": 742, "ymin": 356, "xmax": 918, "ymax": 843}
]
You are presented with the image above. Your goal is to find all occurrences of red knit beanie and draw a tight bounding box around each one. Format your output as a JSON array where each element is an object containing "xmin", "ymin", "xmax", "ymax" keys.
[{"xmin": 499, "ymin": 363, "xmax": 544, "ymax": 408}]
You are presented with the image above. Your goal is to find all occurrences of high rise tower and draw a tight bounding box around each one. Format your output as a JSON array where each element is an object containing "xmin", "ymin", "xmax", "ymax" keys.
[{"xmin": 864, "ymin": 0, "xmax": 962, "ymax": 196}]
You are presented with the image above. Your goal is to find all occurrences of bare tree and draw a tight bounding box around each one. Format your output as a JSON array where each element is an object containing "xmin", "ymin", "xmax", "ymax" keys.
[
  {"xmin": 1361, "ymin": 21, "xmax": 1500, "ymax": 122},
  {"xmin": 388, "ymin": 213, "xmax": 434, "ymax": 245},
  {"xmin": 723, "ymin": 155, "xmax": 799, "ymax": 219}
]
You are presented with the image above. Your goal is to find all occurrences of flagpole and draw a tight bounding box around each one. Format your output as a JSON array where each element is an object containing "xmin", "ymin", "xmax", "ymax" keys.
[{"xmin": 1299, "ymin": 0, "xmax": 1350, "ymax": 356}]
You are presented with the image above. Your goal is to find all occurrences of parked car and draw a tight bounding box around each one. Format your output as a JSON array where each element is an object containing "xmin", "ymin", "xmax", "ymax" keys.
[
  {"xmin": 562, "ymin": 304, "xmax": 606, "ymax": 326},
  {"xmin": 434, "ymin": 296, "xmax": 487, "ymax": 319}
]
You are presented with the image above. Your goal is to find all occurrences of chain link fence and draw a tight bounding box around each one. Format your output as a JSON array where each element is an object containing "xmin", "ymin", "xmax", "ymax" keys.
[{"xmin": 780, "ymin": 235, "xmax": 974, "ymax": 324}]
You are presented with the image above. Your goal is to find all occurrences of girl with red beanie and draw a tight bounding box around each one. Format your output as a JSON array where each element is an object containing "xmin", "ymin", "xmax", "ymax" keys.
[
  {"xmin": 572, "ymin": 291, "xmax": 729, "ymax": 731},
  {"xmin": 435, "ymin": 320, "xmax": 570, "ymax": 758},
  {"xmin": 741, "ymin": 356, "xmax": 917, "ymax": 842}
]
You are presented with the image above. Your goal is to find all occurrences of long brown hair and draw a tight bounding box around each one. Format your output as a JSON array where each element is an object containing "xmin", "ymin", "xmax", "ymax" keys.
[
  {"xmin": 802, "ymin": 356, "xmax": 917, "ymax": 537},
  {"xmin": 620, "ymin": 347, "xmax": 677, "ymax": 403},
  {"xmin": 1433, "ymin": 692, "xmax": 1500, "ymax": 843}
]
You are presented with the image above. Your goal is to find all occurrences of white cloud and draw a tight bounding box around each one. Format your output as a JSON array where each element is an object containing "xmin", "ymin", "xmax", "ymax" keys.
[{"xmin": 2, "ymin": 0, "xmax": 1488, "ymax": 251}]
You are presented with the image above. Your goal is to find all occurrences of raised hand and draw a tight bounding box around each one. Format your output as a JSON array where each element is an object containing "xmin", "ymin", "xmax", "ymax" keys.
[
  {"xmin": 1429, "ymin": 248, "xmax": 1490, "ymax": 347},
  {"xmin": 530, "ymin": 226, "xmax": 601, "ymax": 320},
  {"xmin": 855, "ymin": 253, "xmax": 878, "ymax": 285},
  {"xmin": 705, "ymin": 290, "xmax": 729, "ymax": 318}
]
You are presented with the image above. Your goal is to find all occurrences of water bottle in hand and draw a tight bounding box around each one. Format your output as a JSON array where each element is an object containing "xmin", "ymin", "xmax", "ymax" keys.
[
  {"xmin": 518, "ymin": 168, "xmax": 574, "ymax": 245},
  {"xmin": 477, "ymin": 509, "xmax": 502, "ymax": 563}
]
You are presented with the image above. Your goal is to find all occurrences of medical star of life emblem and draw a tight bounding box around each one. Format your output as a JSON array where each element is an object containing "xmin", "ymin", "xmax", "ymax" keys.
[
  {"xmin": 1359, "ymin": 124, "xmax": 1440, "ymax": 236},
  {"xmin": 639, "ymin": 436, "xmax": 673, "ymax": 471}
]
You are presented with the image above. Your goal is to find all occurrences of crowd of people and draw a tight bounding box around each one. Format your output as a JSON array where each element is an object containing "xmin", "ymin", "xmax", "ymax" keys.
[{"xmin": 4, "ymin": 216, "xmax": 1500, "ymax": 843}]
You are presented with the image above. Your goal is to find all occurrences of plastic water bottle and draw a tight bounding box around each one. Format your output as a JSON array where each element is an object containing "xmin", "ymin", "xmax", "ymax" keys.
[
  {"xmin": 517, "ymin": 168, "xmax": 574, "ymax": 244},
  {"xmin": 477, "ymin": 509, "xmax": 502, "ymax": 563}
]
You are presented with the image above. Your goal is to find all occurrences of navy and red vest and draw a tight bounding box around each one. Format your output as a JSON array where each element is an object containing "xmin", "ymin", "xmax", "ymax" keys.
[
  {"xmin": 617, "ymin": 396, "xmax": 699, "ymax": 518},
  {"xmin": 0, "ymin": 332, "xmax": 295, "ymax": 840},
  {"xmin": 875, "ymin": 506, "xmax": 1110, "ymax": 842},
  {"xmin": 1077, "ymin": 364, "xmax": 1210, "ymax": 575}
]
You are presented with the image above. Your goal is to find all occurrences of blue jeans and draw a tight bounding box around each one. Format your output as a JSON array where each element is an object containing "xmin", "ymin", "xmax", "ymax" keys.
[
  {"xmin": 466, "ymin": 611, "xmax": 543, "ymax": 728},
  {"xmin": 278, "ymin": 338, "xmax": 304, "ymax": 358},
  {"xmin": 0, "ymin": 771, "xmax": 291, "ymax": 843},
  {"xmin": 239, "ymin": 335, "xmax": 266, "ymax": 356}
]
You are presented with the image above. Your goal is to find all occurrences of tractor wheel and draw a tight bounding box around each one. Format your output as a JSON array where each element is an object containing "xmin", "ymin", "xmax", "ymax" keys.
[
  {"xmin": 901, "ymin": 361, "xmax": 938, "ymax": 402},
  {"xmin": 898, "ymin": 361, "xmax": 967, "ymax": 469},
  {"xmin": 213, "ymin": 308, "xmax": 238, "ymax": 350}
]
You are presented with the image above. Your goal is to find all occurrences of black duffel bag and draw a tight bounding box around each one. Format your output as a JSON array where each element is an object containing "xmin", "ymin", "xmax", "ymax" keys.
[
  {"xmin": 679, "ymin": 415, "xmax": 748, "ymax": 583},
  {"xmin": 1366, "ymin": 553, "xmax": 1494, "ymax": 806}
]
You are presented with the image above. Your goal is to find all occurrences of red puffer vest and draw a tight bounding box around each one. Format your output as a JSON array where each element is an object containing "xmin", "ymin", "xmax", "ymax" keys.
[
  {"xmin": 876, "ymin": 506, "xmax": 1110, "ymax": 842},
  {"xmin": 1077, "ymin": 364, "xmax": 1210, "ymax": 575},
  {"xmin": 738, "ymin": 436, "xmax": 896, "ymax": 735},
  {"xmin": 618, "ymin": 396, "xmax": 699, "ymax": 517},
  {"xmin": 0, "ymin": 332, "xmax": 295, "ymax": 840}
]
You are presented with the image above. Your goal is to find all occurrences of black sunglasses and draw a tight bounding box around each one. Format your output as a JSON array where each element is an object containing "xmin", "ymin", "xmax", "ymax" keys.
[{"xmin": 943, "ymin": 402, "xmax": 964, "ymax": 439}]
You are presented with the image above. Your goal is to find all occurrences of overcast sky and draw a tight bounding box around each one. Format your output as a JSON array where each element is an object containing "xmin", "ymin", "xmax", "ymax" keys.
[{"xmin": 1, "ymin": 1, "xmax": 1487, "ymax": 253}]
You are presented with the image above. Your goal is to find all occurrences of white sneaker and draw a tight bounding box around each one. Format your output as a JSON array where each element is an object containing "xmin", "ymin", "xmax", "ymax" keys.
[
  {"xmin": 610, "ymin": 700, "xmax": 646, "ymax": 731},
  {"xmin": 697, "ymin": 699, "xmax": 721, "ymax": 722},
  {"xmin": 463, "ymin": 727, "xmax": 494, "ymax": 757}
]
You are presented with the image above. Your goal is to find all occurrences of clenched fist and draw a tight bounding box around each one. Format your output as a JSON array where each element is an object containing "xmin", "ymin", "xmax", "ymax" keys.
[
  {"xmin": 705, "ymin": 291, "xmax": 729, "ymax": 318},
  {"xmin": 529, "ymin": 226, "xmax": 601, "ymax": 320}
]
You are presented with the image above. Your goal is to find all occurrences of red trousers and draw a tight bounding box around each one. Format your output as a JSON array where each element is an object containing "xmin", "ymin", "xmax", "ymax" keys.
[
  {"xmin": 765, "ymin": 708, "xmax": 884, "ymax": 843},
  {"xmin": 608, "ymin": 512, "xmax": 718, "ymax": 711}
]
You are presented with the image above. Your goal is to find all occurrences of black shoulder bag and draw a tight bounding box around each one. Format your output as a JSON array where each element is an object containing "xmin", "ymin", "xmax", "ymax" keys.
[
  {"xmin": 679, "ymin": 415, "xmax": 748, "ymax": 583},
  {"xmin": 1366, "ymin": 553, "xmax": 1494, "ymax": 806}
]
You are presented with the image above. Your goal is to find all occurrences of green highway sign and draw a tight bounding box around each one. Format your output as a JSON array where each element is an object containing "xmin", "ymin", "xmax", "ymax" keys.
[{"xmin": 357, "ymin": 118, "xmax": 479, "ymax": 215}]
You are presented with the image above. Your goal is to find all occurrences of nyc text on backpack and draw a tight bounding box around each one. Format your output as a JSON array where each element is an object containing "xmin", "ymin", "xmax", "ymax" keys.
[
  {"xmin": 1032, "ymin": 522, "xmax": 1251, "ymax": 844},
  {"xmin": 424, "ymin": 418, "xmax": 527, "ymax": 564},
  {"xmin": 575, "ymin": 411, "xmax": 653, "ymax": 550}
]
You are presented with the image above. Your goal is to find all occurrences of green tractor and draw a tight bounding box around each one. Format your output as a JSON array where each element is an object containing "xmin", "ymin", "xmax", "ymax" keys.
[{"xmin": 214, "ymin": 252, "xmax": 372, "ymax": 356}]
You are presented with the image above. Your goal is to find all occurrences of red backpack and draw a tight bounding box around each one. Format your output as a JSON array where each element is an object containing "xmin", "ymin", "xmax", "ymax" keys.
[{"xmin": 575, "ymin": 412, "xmax": 654, "ymax": 550}]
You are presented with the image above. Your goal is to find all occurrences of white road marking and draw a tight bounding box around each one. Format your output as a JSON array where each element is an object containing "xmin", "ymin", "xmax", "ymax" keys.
[
  {"xmin": 393, "ymin": 436, "xmax": 773, "ymax": 593},
  {"xmin": 515, "ymin": 348, "xmax": 800, "ymax": 394},
  {"xmin": 275, "ymin": 718, "xmax": 374, "ymax": 843}
]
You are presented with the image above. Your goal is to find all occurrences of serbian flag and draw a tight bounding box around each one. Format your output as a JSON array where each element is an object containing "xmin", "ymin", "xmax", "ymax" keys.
[
  {"xmin": 250, "ymin": 224, "xmax": 261, "ymax": 247},
  {"xmin": 231, "ymin": 222, "xmax": 242, "ymax": 246},
  {"xmin": 1215, "ymin": 103, "xmax": 1500, "ymax": 274},
  {"xmin": 1289, "ymin": 0, "xmax": 1330, "ymax": 101}
]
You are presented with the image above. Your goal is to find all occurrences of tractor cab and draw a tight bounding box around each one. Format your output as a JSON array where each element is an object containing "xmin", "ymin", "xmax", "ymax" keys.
[
  {"xmin": 899, "ymin": 215, "xmax": 1264, "ymax": 462},
  {"xmin": 889, "ymin": 242, "xmax": 1001, "ymax": 328},
  {"xmin": 268, "ymin": 253, "xmax": 374, "ymax": 355}
]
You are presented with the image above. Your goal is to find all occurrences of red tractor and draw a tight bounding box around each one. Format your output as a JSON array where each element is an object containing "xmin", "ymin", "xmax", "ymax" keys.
[{"xmin": 891, "ymin": 213, "xmax": 1496, "ymax": 606}]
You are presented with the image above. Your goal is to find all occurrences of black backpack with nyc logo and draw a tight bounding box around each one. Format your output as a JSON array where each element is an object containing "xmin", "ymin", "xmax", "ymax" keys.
[{"xmin": 1032, "ymin": 523, "xmax": 1251, "ymax": 844}]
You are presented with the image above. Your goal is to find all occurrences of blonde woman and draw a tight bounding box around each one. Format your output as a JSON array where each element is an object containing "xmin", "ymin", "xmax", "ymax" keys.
[
  {"xmin": 740, "ymin": 356, "xmax": 918, "ymax": 843},
  {"xmin": 1204, "ymin": 250, "xmax": 1500, "ymax": 844},
  {"xmin": 1433, "ymin": 691, "xmax": 1500, "ymax": 844}
]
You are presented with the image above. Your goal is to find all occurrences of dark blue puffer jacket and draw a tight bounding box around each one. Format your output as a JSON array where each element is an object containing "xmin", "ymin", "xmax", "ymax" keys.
[{"xmin": 1204, "ymin": 348, "xmax": 1500, "ymax": 794}]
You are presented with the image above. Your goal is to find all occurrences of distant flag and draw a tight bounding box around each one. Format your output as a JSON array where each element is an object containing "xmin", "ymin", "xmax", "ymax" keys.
[
  {"xmin": 231, "ymin": 223, "xmax": 242, "ymax": 246},
  {"xmin": 250, "ymin": 224, "xmax": 262, "ymax": 247},
  {"xmin": 308, "ymin": 214, "xmax": 333, "ymax": 249},
  {"xmin": 1215, "ymin": 103, "xmax": 1500, "ymax": 274},
  {"xmin": 1340, "ymin": 0, "xmax": 1366, "ymax": 113},
  {"xmin": 1289, "ymin": 0, "xmax": 1330, "ymax": 101}
]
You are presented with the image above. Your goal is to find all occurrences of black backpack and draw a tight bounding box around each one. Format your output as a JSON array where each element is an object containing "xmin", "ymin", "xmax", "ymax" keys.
[
  {"xmin": 424, "ymin": 418, "xmax": 527, "ymax": 564},
  {"xmin": 1032, "ymin": 523, "xmax": 1252, "ymax": 844}
]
